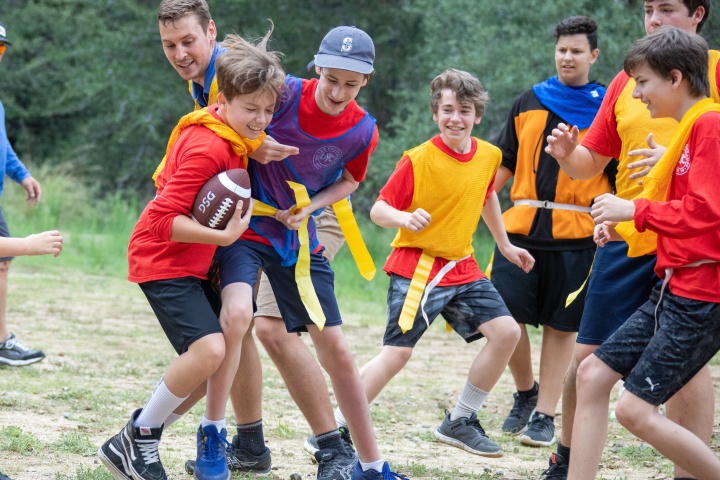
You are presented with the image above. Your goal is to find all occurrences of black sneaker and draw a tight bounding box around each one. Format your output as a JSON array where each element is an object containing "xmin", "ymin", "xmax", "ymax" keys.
[
  {"xmin": 540, "ymin": 452, "xmax": 568, "ymax": 479},
  {"xmin": 304, "ymin": 426, "xmax": 356, "ymax": 459},
  {"xmin": 520, "ymin": 412, "xmax": 556, "ymax": 447},
  {"xmin": 0, "ymin": 470, "xmax": 12, "ymax": 480},
  {"xmin": 98, "ymin": 409, "xmax": 167, "ymax": 480},
  {"xmin": 184, "ymin": 437, "xmax": 272, "ymax": 476},
  {"xmin": 502, "ymin": 389, "xmax": 538, "ymax": 435},
  {"xmin": 434, "ymin": 409, "xmax": 503, "ymax": 457},
  {"xmin": 315, "ymin": 448, "xmax": 356, "ymax": 480},
  {"xmin": 0, "ymin": 333, "xmax": 45, "ymax": 366}
]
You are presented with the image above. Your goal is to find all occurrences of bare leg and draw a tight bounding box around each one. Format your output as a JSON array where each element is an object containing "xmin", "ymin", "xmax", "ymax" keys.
[
  {"xmin": 205, "ymin": 283, "xmax": 254, "ymax": 420},
  {"xmin": 309, "ymin": 325, "xmax": 380, "ymax": 463},
  {"xmin": 617, "ymin": 389, "xmax": 720, "ymax": 479},
  {"xmin": 665, "ymin": 366, "xmax": 714, "ymax": 479},
  {"xmin": 229, "ymin": 325, "xmax": 263, "ymax": 424},
  {"xmin": 358, "ymin": 345, "xmax": 413, "ymax": 403},
  {"xmin": 507, "ymin": 324, "xmax": 535, "ymax": 391},
  {"xmin": 559, "ymin": 343, "xmax": 598, "ymax": 447},
  {"xmin": 0, "ymin": 260, "xmax": 10, "ymax": 340},
  {"xmin": 568, "ymin": 354, "xmax": 622, "ymax": 480},
  {"xmin": 255, "ymin": 315, "xmax": 336, "ymax": 435},
  {"xmin": 469, "ymin": 316, "xmax": 520, "ymax": 390},
  {"xmin": 536, "ymin": 326, "xmax": 575, "ymax": 416}
]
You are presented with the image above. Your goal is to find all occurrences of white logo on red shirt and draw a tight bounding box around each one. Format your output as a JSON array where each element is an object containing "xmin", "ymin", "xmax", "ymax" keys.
[{"xmin": 676, "ymin": 144, "xmax": 691, "ymax": 176}]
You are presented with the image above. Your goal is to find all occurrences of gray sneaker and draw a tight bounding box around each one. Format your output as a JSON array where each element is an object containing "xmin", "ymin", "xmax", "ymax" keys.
[
  {"xmin": 434, "ymin": 410, "xmax": 503, "ymax": 457},
  {"xmin": 502, "ymin": 389, "xmax": 537, "ymax": 435},
  {"xmin": 0, "ymin": 333, "xmax": 45, "ymax": 366},
  {"xmin": 519, "ymin": 412, "xmax": 556, "ymax": 447},
  {"xmin": 315, "ymin": 448, "xmax": 356, "ymax": 480},
  {"xmin": 304, "ymin": 427, "xmax": 356, "ymax": 459}
]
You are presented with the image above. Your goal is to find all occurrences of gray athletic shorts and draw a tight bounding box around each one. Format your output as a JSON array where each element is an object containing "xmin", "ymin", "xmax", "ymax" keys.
[
  {"xmin": 383, "ymin": 275, "xmax": 511, "ymax": 348},
  {"xmin": 255, "ymin": 205, "xmax": 345, "ymax": 318},
  {"xmin": 595, "ymin": 286, "xmax": 720, "ymax": 406}
]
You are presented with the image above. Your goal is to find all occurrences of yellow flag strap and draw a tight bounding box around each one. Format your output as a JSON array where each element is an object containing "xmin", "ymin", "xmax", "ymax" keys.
[
  {"xmin": 332, "ymin": 199, "xmax": 375, "ymax": 281},
  {"xmin": 566, "ymin": 249, "xmax": 596, "ymax": 307},
  {"xmin": 398, "ymin": 252, "xmax": 435, "ymax": 333}
]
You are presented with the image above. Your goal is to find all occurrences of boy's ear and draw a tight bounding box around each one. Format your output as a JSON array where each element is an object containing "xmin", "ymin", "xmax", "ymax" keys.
[
  {"xmin": 315, "ymin": 64, "xmax": 322, "ymax": 76},
  {"xmin": 207, "ymin": 19, "xmax": 217, "ymax": 42},
  {"xmin": 590, "ymin": 48, "xmax": 600, "ymax": 65},
  {"xmin": 670, "ymin": 69, "xmax": 683, "ymax": 88},
  {"xmin": 474, "ymin": 116, "xmax": 482, "ymax": 125},
  {"xmin": 217, "ymin": 91, "xmax": 226, "ymax": 107}
]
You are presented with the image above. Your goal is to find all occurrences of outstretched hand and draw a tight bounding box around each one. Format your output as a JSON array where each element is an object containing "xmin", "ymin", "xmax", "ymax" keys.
[
  {"xmin": 590, "ymin": 193, "xmax": 635, "ymax": 224},
  {"xmin": 251, "ymin": 135, "xmax": 300, "ymax": 164},
  {"xmin": 545, "ymin": 123, "xmax": 579, "ymax": 160},
  {"xmin": 593, "ymin": 222, "xmax": 620, "ymax": 247},
  {"xmin": 26, "ymin": 230, "xmax": 63, "ymax": 257},
  {"xmin": 627, "ymin": 133, "xmax": 666, "ymax": 182},
  {"xmin": 21, "ymin": 177, "xmax": 42, "ymax": 206}
]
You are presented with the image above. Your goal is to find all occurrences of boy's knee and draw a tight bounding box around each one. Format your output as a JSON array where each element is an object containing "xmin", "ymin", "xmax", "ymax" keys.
[
  {"xmin": 575, "ymin": 355, "xmax": 608, "ymax": 391},
  {"xmin": 615, "ymin": 396, "xmax": 649, "ymax": 432},
  {"xmin": 485, "ymin": 316, "xmax": 521, "ymax": 346},
  {"xmin": 255, "ymin": 317, "xmax": 293, "ymax": 355},
  {"xmin": 191, "ymin": 334, "xmax": 226, "ymax": 374}
]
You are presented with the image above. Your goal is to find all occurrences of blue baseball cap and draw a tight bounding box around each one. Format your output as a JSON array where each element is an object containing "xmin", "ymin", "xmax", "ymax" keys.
[
  {"xmin": 307, "ymin": 26, "xmax": 374, "ymax": 74},
  {"xmin": 0, "ymin": 22, "xmax": 12, "ymax": 46}
]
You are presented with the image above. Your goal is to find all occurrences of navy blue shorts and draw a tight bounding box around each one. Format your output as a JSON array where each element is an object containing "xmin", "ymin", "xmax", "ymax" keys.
[
  {"xmin": 215, "ymin": 240, "xmax": 342, "ymax": 333},
  {"xmin": 577, "ymin": 242, "xmax": 658, "ymax": 345},
  {"xmin": 139, "ymin": 277, "xmax": 223, "ymax": 355},
  {"xmin": 0, "ymin": 206, "xmax": 13, "ymax": 262},
  {"xmin": 595, "ymin": 286, "xmax": 720, "ymax": 406},
  {"xmin": 383, "ymin": 275, "xmax": 511, "ymax": 348},
  {"xmin": 491, "ymin": 245, "xmax": 594, "ymax": 332}
]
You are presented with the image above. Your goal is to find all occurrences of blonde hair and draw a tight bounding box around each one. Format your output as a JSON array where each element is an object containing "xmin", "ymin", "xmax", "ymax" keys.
[{"xmin": 216, "ymin": 26, "xmax": 285, "ymax": 102}]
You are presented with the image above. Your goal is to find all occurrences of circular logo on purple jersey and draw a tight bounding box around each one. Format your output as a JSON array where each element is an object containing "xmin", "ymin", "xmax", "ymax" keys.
[{"xmin": 313, "ymin": 145, "xmax": 343, "ymax": 170}]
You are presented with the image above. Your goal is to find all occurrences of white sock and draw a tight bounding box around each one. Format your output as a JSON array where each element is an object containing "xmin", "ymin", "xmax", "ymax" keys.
[
  {"xmin": 162, "ymin": 412, "xmax": 183, "ymax": 429},
  {"xmin": 334, "ymin": 407, "xmax": 348, "ymax": 429},
  {"xmin": 450, "ymin": 380, "xmax": 489, "ymax": 421},
  {"xmin": 135, "ymin": 379, "xmax": 187, "ymax": 428},
  {"xmin": 360, "ymin": 459, "xmax": 384, "ymax": 473},
  {"xmin": 201, "ymin": 416, "xmax": 226, "ymax": 431}
]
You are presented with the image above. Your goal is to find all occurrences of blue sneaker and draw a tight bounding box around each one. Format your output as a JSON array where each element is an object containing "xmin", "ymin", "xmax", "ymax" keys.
[
  {"xmin": 351, "ymin": 462, "xmax": 408, "ymax": 480},
  {"xmin": 194, "ymin": 425, "xmax": 231, "ymax": 480}
]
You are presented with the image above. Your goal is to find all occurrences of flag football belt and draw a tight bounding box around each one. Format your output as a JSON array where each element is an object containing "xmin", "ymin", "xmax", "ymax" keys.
[
  {"xmin": 514, "ymin": 199, "xmax": 591, "ymax": 213},
  {"xmin": 398, "ymin": 252, "xmax": 470, "ymax": 333},
  {"xmin": 252, "ymin": 183, "xmax": 375, "ymax": 330}
]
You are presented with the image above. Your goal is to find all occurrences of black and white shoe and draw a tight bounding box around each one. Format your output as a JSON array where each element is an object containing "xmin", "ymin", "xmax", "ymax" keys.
[
  {"xmin": 98, "ymin": 409, "xmax": 167, "ymax": 480},
  {"xmin": 0, "ymin": 333, "xmax": 45, "ymax": 366}
]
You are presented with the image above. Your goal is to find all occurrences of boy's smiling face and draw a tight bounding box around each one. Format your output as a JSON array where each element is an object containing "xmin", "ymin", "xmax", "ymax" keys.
[
  {"xmin": 631, "ymin": 63, "xmax": 678, "ymax": 119},
  {"xmin": 217, "ymin": 89, "xmax": 277, "ymax": 140},
  {"xmin": 160, "ymin": 14, "xmax": 216, "ymax": 85},
  {"xmin": 644, "ymin": 0, "xmax": 705, "ymax": 34},
  {"xmin": 314, "ymin": 67, "xmax": 368, "ymax": 116},
  {"xmin": 433, "ymin": 88, "xmax": 481, "ymax": 153}
]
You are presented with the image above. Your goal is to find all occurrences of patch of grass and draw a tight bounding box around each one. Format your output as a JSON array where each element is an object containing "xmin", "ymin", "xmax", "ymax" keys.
[
  {"xmin": 0, "ymin": 426, "xmax": 43, "ymax": 454},
  {"xmin": 272, "ymin": 417, "xmax": 296, "ymax": 438},
  {"xmin": 52, "ymin": 432, "xmax": 95, "ymax": 455},
  {"xmin": 54, "ymin": 466, "xmax": 114, "ymax": 480}
]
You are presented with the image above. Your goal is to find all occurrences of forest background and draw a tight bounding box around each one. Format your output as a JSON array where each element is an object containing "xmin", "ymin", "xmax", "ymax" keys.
[{"xmin": 2, "ymin": 0, "xmax": 720, "ymax": 215}]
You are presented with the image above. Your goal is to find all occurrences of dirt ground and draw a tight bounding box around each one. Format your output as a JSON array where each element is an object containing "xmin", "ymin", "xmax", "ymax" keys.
[{"xmin": 0, "ymin": 268, "xmax": 719, "ymax": 479}]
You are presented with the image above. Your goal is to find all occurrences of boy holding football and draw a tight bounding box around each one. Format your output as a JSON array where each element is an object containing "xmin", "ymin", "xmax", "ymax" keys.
[
  {"xmin": 98, "ymin": 31, "xmax": 284, "ymax": 480},
  {"xmin": 331, "ymin": 68, "xmax": 534, "ymax": 458}
]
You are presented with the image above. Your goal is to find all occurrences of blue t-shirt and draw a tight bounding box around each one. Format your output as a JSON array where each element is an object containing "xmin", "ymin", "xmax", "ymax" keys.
[{"xmin": 0, "ymin": 99, "xmax": 31, "ymax": 198}]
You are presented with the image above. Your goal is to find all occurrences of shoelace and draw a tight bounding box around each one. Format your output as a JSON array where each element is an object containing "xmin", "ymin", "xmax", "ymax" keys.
[
  {"xmin": 465, "ymin": 416, "xmax": 487, "ymax": 437},
  {"xmin": 508, "ymin": 392, "xmax": 534, "ymax": 417},
  {"xmin": 136, "ymin": 438, "xmax": 161, "ymax": 464},
  {"xmin": 381, "ymin": 464, "xmax": 409, "ymax": 480},
  {"xmin": 201, "ymin": 430, "xmax": 232, "ymax": 461},
  {"xmin": 5, "ymin": 337, "xmax": 32, "ymax": 352}
]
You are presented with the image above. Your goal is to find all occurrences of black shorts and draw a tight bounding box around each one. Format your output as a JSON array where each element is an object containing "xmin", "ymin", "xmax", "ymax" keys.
[
  {"xmin": 383, "ymin": 275, "xmax": 511, "ymax": 348},
  {"xmin": 490, "ymin": 245, "xmax": 594, "ymax": 332},
  {"xmin": 139, "ymin": 277, "xmax": 223, "ymax": 355},
  {"xmin": 0, "ymin": 206, "xmax": 13, "ymax": 262},
  {"xmin": 595, "ymin": 286, "xmax": 720, "ymax": 406},
  {"xmin": 215, "ymin": 240, "xmax": 342, "ymax": 333}
]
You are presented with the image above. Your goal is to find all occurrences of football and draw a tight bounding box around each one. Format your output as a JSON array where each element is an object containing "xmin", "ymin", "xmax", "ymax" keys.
[{"xmin": 192, "ymin": 169, "xmax": 251, "ymax": 229}]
